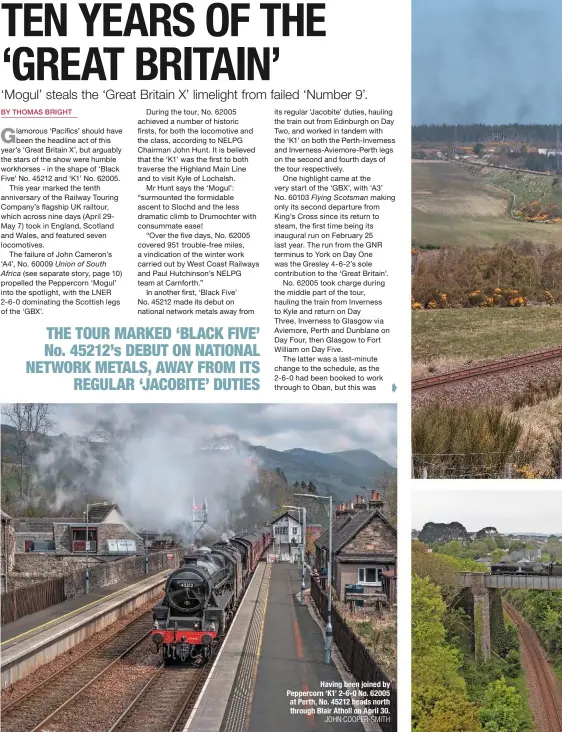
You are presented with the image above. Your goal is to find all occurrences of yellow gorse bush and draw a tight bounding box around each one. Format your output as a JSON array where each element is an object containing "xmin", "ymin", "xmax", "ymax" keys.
[{"xmin": 516, "ymin": 465, "xmax": 540, "ymax": 479}]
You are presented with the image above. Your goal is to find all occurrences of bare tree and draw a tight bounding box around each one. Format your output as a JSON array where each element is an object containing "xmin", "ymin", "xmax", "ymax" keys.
[
  {"xmin": 87, "ymin": 412, "xmax": 145, "ymax": 453},
  {"xmin": 1, "ymin": 404, "xmax": 54, "ymax": 498},
  {"xmin": 372, "ymin": 470, "xmax": 397, "ymax": 526}
]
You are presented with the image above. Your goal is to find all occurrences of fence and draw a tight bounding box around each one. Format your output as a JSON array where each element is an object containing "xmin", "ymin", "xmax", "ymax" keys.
[
  {"xmin": 412, "ymin": 452, "xmax": 562, "ymax": 480},
  {"xmin": 63, "ymin": 550, "xmax": 180, "ymax": 599},
  {"xmin": 1, "ymin": 577, "xmax": 65, "ymax": 625},
  {"xmin": 310, "ymin": 578, "xmax": 396, "ymax": 732},
  {"xmin": 1, "ymin": 550, "xmax": 180, "ymax": 625}
]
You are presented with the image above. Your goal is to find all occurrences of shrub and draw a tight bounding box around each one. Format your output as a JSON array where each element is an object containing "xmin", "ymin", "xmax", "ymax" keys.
[
  {"xmin": 411, "ymin": 242, "xmax": 562, "ymax": 306},
  {"xmin": 510, "ymin": 377, "xmax": 562, "ymax": 410},
  {"xmin": 412, "ymin": 404, "xmax": 539, "ymax": 479}
]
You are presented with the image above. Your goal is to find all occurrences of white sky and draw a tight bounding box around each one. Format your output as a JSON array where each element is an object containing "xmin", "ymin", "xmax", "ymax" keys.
[{"xmin": 412, "ymin": 489, "xmax": 562, "ymax": 534}]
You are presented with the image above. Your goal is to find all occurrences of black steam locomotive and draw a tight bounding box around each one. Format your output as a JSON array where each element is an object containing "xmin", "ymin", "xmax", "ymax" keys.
[
  {"xmin": 151, "ymin": 528, "xmax": 271, "ymax": 662},
  {"xmin": 490, "ymin": 562, "xmax": 562, "ymax": 577}
]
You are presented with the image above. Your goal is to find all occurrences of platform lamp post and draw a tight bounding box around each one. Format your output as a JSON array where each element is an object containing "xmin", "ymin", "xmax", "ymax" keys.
[
  {"xmin": 283, "ymin": 505, "xmax": 306, "ymax": 604},
  {"xmin": 145, "ymin": 527, "xmax": 149, "ymax": 575},
  {"xmin": 296, "ymin": 493, "xmax": 332, "ymax": 665},
  {"xmin": 83, "ymin": 504, "xmax": 90, "ymax": 595}
]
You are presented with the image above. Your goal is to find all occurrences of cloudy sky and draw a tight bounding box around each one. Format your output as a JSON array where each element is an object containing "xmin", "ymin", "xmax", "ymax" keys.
[
  {"xmin": 413, "ymin": 0, "xmax": 562, "ymax": 124},
  {"xmin": 413, "ymin": 489, "xmax": 562, "ymax": 534},
  {"xmin": 43, "ymin": 403, "xmax": 397, "ymax": 465}
]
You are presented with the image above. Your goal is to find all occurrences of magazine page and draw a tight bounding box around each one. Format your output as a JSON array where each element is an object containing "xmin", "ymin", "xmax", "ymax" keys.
[{"xmin": 0, "ymin": 2, "xmax": 407, "ymax": 732}]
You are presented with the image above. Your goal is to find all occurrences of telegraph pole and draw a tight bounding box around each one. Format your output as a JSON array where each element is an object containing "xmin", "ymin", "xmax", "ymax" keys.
[{"xmin": 84, "ymin": 504, "xmax": 90, "ymax": 594}]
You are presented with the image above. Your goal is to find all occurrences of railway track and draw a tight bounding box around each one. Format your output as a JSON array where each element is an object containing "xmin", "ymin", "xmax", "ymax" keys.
[
  {"xmin": 108, "ymin": 662, "xmax": 208, "ymax": 732},
  {"xmin": 412, "ymin": 346, "xmax": 562, "ymax": 391},
  {"xmin": 0, "ymin": 611, "xmax": 154, "ymax": 732},
  {"xmin": 505, "ymin": 603, "xmax": 562, "ymax": 732}
]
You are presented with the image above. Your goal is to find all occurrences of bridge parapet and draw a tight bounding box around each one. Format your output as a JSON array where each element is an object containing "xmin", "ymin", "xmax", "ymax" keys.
[
  {"xmin": 459, "ymin": 571, "xmax": 488, "ymax": 590},
  {"xmin": 459, "ymin": 572, "xmax": 562, "ymax": 590},
  {"xmin": 485, "ymin": 574, "xmax": 562, "ymax": 590}
]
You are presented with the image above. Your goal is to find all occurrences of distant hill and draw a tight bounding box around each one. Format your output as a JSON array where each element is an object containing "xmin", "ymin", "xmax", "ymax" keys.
[
  {"xmin": 252, "ymin": 445, "xmax": 395, "ymax": 501},
  {"xmin": 329, "ymin": 449, "xmax": 392, "ymax": 474},
  {"xmin": 1, "ymin": 424, "xmax": 18, "ymax": 462},
  {"xmin": 508, "ymin": 533, "xmax": 562, "ymax": 538},
  {"xmin": 1, "ymin": 425, "xmax": 395, "ymax": 505}
]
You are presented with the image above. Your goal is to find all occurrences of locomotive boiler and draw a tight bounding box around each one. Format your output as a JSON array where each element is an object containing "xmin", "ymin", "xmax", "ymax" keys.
[{"xmin": 151, "ymin": 527, "xmax": 271, "ymax": 662}]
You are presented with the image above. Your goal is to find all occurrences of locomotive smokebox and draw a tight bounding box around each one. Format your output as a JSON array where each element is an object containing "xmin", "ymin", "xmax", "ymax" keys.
[{"xmin": 150, "ymin": 526, "xmax": 273, "ymax": 663}]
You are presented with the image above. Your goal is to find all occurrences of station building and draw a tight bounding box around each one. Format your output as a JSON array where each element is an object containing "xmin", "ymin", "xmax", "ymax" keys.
[
  {"xmin": 315, "ymin": 491, "xmax": 397, "ymax": 606},
  {"xmin": 12, "ymin": 502, "xmax": 145, "ymax": 562},
  {"xmin": 269, "ymin": 510, "xmax": 302, "ymax": 559}
]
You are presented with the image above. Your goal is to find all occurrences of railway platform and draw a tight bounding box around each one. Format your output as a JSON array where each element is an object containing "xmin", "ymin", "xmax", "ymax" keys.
[
  {"xmin": 185, "ymin": 562, "xmax": 371, "ymax": 732},
  {"xmin": 1, "ymin": 569, "xmax": 168, "ymax": 687},
  {"xmin": 1, "ymin": 569, "xmax": 169, "ymax": 646}
]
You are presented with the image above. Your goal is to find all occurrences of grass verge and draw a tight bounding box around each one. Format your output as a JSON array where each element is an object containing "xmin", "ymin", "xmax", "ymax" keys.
[{"xmin": 412, "ymin": 306, "xmax": 562, "ymax": 366}]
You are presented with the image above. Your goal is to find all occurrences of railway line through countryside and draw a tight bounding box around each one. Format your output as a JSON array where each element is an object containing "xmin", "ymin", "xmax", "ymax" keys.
[
  {"xmin": 412, "ymin": 346, "xmax": 562, "ymax": 391},
  {"xmin": 504, "ymin": 603, "xmax": 562, "ymax": 732}
]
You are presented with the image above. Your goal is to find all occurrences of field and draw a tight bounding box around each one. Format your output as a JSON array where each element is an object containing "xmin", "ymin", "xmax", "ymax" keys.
[
  {"xmin": 412, "ymin": 306, "xmax": 562, "ymax": 373},
  {"xmin": 412, "ymin": 162, "xmax": 562, "ymax": 249},
  {"xmin": 468, "ymin": 164, "xmax": 562, "ymax": 211}
]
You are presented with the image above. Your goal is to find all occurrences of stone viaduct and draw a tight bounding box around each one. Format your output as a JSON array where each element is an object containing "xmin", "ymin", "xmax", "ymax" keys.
[{"xmin": 458, "ymin": 572, "xmax": 562, "ymax": 661}]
